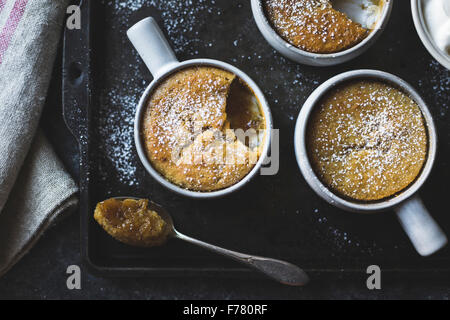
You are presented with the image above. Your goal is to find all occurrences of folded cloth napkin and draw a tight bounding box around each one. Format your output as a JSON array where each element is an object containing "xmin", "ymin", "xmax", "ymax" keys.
[{"xmin": 0, "ymin": 0, "xmax": 77, "ymax": 277}]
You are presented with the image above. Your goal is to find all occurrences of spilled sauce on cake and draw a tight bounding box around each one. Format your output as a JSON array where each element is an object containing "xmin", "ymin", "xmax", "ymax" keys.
[
  {"xmin": 264, "ymin": 0, "xmax": 377, "ymax": 54},
  {"xmin": 142, "ymin": 66, "xmax": 266, "ymax": 192},
  {"xmin": 307, "ymin": 80, "xmax": 428, "ymax": 201}
]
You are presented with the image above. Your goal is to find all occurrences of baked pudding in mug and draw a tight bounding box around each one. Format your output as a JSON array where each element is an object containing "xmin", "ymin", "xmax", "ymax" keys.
[
  {"xmin": 307, "ymin": 80, "xmax": 428, "ymax": 201},
  {"xmin": 141, "ymin": 66, "xmax": 266, "ymax": 192},
  {"xmin": 264, "ymin": 0, "xmax": 385, "ymax": 54}
]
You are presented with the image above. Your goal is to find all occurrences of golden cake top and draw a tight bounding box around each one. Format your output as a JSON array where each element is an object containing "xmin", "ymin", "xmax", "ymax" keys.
[
  {"xmin": 142, "ymin": 66, "xmax": 265, "ymax": 192},
  {"xmin": 307, "ymin": 80, "xmax": 428, "ymax": 201},
  {"xmin": 265, "ymin": 0, "xmax": 368, "ymax": 53}
]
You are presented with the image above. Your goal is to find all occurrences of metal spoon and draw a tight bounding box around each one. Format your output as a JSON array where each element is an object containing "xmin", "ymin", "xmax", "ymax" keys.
[{"xmin": 113, "ymin": 197, "xmax": 309, "ymax": 286}]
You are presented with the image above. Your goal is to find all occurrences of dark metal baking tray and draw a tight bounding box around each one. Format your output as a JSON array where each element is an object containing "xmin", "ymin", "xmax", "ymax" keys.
[{"xmin": 62, "ymin": 0, "xmax": 450, "ymax": 279}]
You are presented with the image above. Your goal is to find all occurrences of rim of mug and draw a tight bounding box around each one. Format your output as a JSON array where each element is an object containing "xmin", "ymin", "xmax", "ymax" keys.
[
  {"xmin": 134, "ymin": 58, "xmax": 273, "ymax": 199},
  {"xmin": 294, "ymin": 69, "xmax": 437, "ymax": 213},
  {"xmin": 411, "ymin": 0, "xmax": 450, "ymax": 71},
  {"xmin": 251, "ymin": 0, "xmax": 393, "ymax": 65}
]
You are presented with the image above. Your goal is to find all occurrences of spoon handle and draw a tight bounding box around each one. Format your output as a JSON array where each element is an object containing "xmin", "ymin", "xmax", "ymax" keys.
[{"xmin": 174, "ymin": 231, "xmax": 309, "ymax": 286}]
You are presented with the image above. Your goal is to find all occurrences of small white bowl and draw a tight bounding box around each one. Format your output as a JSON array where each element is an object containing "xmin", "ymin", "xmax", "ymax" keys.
[
  {"xmin": 251, "ymin": 0, "xmax": 393, "ymax": 66},
  {"xmin": 411, "ymin": 0, "xmax": 450, "ymax": 70},
  {"xmin": 127, "ymin": 17, "xmax": 273, "ymax": 199}
]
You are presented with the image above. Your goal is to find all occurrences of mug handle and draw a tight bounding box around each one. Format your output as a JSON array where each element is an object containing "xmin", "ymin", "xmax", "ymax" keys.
[
  {"xmin": 127, "ymin": 17, "xmax": 179, "ymax": 78},
  {"xmin": 395, "ymin": 195, "xmax": 447, "ymax": 256}
]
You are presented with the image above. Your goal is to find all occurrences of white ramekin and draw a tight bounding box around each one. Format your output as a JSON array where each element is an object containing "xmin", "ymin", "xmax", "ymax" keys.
[{"xmin": 411, "ymin": 0, "xmax": 450, "ymax": 70}]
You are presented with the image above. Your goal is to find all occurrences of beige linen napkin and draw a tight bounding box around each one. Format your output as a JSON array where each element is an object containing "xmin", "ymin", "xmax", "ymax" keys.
[{"xmin": 0, "ymin": 0, "xmax": 77, "ymax": 277}]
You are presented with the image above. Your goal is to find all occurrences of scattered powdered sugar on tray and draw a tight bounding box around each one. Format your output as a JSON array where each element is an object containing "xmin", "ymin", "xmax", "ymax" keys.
[
  {"xmin": 417, "ymin": 59, "xmax": 449, "ymax": 118},
  {"xmin": 95, "ymin": 54, "xmax": 147, "ymax": 187},
  {"xmin": 97, "ymin": 90, "xmax": 139, "ymax": 187},
  {"xmin": 110, "ymin": 0, "xmax": 147, "ymax": 11},
  {"xmin": 309, "ymin": 207, "xmax": 387, "ymax": 255},
  {"xmin": 102, "ymin": 0, "xmax": 223, "ymax": 54}
]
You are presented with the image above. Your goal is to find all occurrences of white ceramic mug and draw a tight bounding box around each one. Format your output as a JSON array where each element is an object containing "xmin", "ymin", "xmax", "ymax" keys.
[
  {"xmin": 251, "ymin": 0, "xmax": 393, "ymax": 66},
  {"xmin": 294, "ymin": 69, "xmax": 448, "ymax": 256},
  {"xmin": 127, "ymin": 17, "xmax": 273, "ymax": 198}
]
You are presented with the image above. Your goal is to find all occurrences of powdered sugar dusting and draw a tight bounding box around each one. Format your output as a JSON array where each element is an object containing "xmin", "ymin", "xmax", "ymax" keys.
[
  {"xmin": 264, "ymin": 0, "xmax": 369, "ymax": 53},
  {"xmin": 418, "ymin": 60, "xmax": 449, "ymax": 118},
  {"xmin": 143, "ymin": 67, "xmax": 264, "ymax": 191},
  {"xmin": 97, "ymin": 91, "xmax": 139, "ymax": 187},
  {"xmin": 103, "ymin": 0, "xmax": 223, "ymax": 54},
  {"xmin": 95, "ymin": 55, "xmax": 146, "ymax": 187},
  {"xmin": 308, "ymin": 80, "xmax": 428, "ymax": 201}
]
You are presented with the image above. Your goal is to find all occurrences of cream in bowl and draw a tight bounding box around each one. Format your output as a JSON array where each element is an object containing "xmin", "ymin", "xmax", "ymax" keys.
[
  {"xmin": 252, "ymin": 0, "xmax": 393, "ymax": 66},
  {"xmin": 412, "ymin": 0, "xmax": 450, "ymax": 70},
  {"xmin": 424, "ymin": 0, "xmax": 450, "ymax": 56}
]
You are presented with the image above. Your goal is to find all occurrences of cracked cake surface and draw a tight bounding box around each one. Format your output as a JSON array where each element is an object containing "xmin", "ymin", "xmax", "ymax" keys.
[
  {"xmin": 307, "ymin": 80, "xmax": 428, "ymax": 201},
  {"xmin": 264, "ymin": 0, "xmax": 369, "ymax": 54},
  {"xmin": 142, "ymin": 66, "xmax": 265, "ymax": 192}
]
